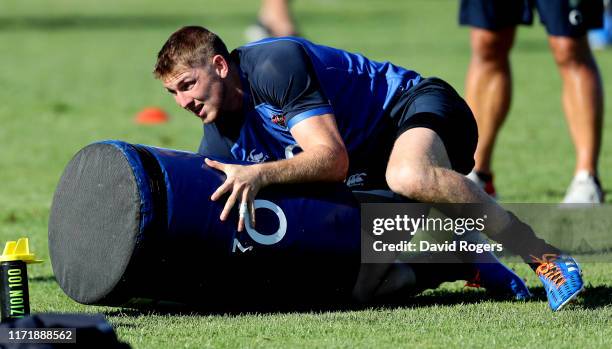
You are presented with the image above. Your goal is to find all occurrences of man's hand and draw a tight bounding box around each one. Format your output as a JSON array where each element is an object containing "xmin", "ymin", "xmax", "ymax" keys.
[
  {"xmin": 205, "ymin": 158, "xmax": 262, "ymax": 232},
  {"xmin": 204, "ymin": 114, "xmax": 346, "ymax": 232}
]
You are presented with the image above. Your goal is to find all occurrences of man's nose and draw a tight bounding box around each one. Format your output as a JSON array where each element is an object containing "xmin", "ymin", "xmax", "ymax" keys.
[{"xmin": 176, "ymin": 92, "xmax": 192, "ymax": 109}]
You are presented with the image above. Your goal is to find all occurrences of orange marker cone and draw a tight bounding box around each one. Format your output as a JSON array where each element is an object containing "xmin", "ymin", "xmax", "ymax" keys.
[{"xmin": 135, "ymin": 107, "xmax": 169, "ymax": 124}]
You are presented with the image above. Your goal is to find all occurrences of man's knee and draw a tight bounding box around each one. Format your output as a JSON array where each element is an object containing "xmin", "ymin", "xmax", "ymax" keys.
[
  {"xmin": 549, "ymin": 36, "xmax": 594, "ymax": 67},
  {"xmin": 386, "ymin": 127, "xmax": 454, "ymax": 199},
  {"xmin": 470, "ymin": 28, "xmax": 515, "ymax": 62},
  {"xmin": 385, "ymin": 165, "xmax": 431, "ymax": 199}
]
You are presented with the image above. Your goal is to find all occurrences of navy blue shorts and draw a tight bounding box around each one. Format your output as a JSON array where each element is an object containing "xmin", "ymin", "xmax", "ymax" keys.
[
  {"xmin": 391, "ymin": 77, "xmax": 478, "ymax": 176},
  {"xmin": 343, "ymin": 78, "xmax": 477, "ymax": 191},
  {"xmin": 459, "ymin": 0, "xmax": 603, "ymax": 37}
]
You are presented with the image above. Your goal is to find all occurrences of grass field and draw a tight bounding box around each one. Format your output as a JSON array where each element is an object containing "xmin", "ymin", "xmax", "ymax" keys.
[{"xmin": 1, "ymin": 0, "xmax": 612, "ymax": 347}]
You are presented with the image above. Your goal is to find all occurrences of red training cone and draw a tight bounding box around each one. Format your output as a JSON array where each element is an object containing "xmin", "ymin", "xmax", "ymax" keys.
[{"xmin": 135, "ymin": 107, "xmax": 169, "ymax": 124}]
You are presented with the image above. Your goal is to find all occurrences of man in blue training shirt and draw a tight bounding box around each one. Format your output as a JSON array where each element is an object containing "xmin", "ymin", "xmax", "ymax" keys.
[{"xmin": 153, "ymin": 26, "xmax": 584, "ymax": 311}]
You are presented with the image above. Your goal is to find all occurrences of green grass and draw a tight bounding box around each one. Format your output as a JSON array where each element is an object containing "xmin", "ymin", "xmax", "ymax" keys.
[{"xmin": 1, "ymin": 0, "xmax": 612, "ymax": 347}]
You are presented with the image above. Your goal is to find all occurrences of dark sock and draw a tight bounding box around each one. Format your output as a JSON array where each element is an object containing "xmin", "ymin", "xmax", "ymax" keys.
[
  {"xmin": 476, "ymin": 171, "xmax": 493, "ymax": 182},
  {"xmin": 491, "ymin": 211, "xmax": 562, "ymax": 270}
]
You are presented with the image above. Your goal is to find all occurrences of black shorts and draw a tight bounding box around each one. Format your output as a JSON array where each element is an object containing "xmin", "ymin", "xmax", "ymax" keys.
[
  {"xmin": 390, "ymin": 77, "xmax": 478, "ymax": 176},
  {"xmin": 344, "ymin": 77, "xmax": 478, "ymax": 191},
  {"xmin": 459, "ymin": 0, "xmax": 603, "ymax": 37}
]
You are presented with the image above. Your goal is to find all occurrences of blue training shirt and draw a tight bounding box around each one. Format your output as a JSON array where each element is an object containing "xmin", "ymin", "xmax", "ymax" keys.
[{"xmin": 199, "ymin": 37, "xmax": 422, "ymax": 174}]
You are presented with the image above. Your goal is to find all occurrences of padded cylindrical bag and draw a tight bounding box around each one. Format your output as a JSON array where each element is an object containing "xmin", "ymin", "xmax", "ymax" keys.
[{"xmin": 49, "ymin": 141, "xmax": 364, "ymax": 309}]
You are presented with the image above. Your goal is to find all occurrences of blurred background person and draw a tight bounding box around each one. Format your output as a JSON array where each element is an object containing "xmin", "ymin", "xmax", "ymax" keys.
[
  {"xmin": 245, "ymin": 0, "xmax": 299, "ymax": 41},
  {"xmin": 460, "ymin": 0, "xmax": 605, "ymax": 203},
  {"xmin": 589, "ymin": 0, "xmax": 612, "ymax": 48}
]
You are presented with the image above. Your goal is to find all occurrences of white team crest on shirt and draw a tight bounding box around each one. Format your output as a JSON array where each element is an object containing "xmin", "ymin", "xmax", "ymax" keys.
[
  {"xmin": 247, "ymin": 149, "xmax": 270, "ymax": 163},
  {"xmin": 346, "ymin": 172, "xmax": 367, "ymax": 187}
]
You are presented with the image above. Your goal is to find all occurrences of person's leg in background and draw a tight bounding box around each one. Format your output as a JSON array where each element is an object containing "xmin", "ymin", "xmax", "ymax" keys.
[
  {"xmin": 588, "ymin": 0, "xmax": 612, "ymax": 49},
  {"xmin": 458, "ymin": 0, "xmax": 529, "ymax": 197},
  {"xmin": 549, "ymin": 36, "xmax": 604, "ymax": 203},
  {"xmin": 259, "ymin": 0, "xmax": 298, "ymax": 36},
  {"xmin": 538, "ymin": 0, "xmax": 605, "ymax": 203},
  {"xmin": 245, "ymin": 0, "xmax": 298, "ymax": 42},
  {"xmin": 464, "ymin": 27, "xmax": 517, "ymax": 198}
]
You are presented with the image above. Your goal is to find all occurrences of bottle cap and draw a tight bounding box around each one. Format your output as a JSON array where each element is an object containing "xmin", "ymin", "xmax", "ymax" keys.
[{"xmin": 0, "ymin": 238, "xmax": 43, "ymax": 263}]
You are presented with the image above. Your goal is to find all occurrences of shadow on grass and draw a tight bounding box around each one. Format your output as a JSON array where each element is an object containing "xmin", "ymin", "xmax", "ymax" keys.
[
  {"xmin": 520, "ymin": 285, "xmax": 612, "ymax": 310},
  {"xmin": 109, "ymin": 322, "xmax": 139, "ymax": 330},
  {"xmin": 572, "ymin": 285, "xmax": 612, "ymax": 309},
  {"xmin": 100, "ymin": 285, "xmax": 612, "ymax": 318},
  {"xmin": 100, "ymin": 287, "xmax": 547, "ymax": 318},
  {"xmin": 103, "ymin": 303, "xmax": 369, "ymax": 318},
  {"xmin": 30, "ymin": 275, "xmax": 58, "ymax": 283},
  {"xmin": 403, "ymin": 288, "xmax": 532, "ymax": 307}
]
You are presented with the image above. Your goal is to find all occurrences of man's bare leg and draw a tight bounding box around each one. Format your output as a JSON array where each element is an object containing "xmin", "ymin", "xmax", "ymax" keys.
[
  {"xmin": 259, "ymin": 0, "xmax": 298, "ymax": 37},
  {"xmin": 353, "ymin": 128, "xmax": 562, "ymax": 303},
  {"xmin": 385, "ymin": 127, "xmax": 561, "ymax": 262},
  {"xmin": 549, "ymin": 35, "xmax": 603, "ymax": 176},
  {"xmin": 465, "ymin": 27, "xmax": 516, "ymax": 175},
  {"xmin": 386, "ymin": 127, "xmax": 510, "ymax": 229}
]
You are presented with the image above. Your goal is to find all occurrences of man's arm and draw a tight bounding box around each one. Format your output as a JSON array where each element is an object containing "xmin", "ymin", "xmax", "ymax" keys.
[
  {"xmin": 260, "ymin": 113, "xmax": 348, "ymax": 184},
  {"xmin": 206, "ymin": 113, "xmax": 348, "ymax": 231}
]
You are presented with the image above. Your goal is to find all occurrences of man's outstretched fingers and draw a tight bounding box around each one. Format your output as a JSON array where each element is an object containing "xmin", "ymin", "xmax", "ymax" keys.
[
  {"xmin": 242, "ymin": 190, "xmax": 256, "ymax": 228},
  {"xmin": 220, "ymin": 188, "xmax": 240, "ymax": 221},
  {"xmin": 211, "ymin": 180, "xmax": 232, "ymax": 201}
]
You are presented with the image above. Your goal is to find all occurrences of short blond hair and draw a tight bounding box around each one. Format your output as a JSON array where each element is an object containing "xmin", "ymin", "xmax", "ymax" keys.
[{"xmin": 153, "ymin": 26, "xmax": 230, "ymax": 79}]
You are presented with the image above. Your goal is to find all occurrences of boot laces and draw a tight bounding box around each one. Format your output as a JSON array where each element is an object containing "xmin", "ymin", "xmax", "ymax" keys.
[{"xmin": 531, "ymin": 254, "xmax": 566, "ymax": 288}]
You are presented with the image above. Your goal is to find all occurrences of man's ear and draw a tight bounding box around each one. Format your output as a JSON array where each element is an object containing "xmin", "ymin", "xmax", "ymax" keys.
[{"xmin": 211, "ymin": 55, "xmax": 229, "ymax": 78}]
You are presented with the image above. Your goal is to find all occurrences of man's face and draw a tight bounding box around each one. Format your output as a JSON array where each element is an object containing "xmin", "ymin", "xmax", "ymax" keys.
[{"xmin": 163, "ymin": 65, "xmax": 225, "ymax": 124}]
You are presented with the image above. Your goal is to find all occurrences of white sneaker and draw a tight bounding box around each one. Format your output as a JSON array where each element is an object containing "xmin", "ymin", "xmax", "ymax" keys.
[{"xmin": 562, "ymin": 170, "xmax": 604, "ymax": 204}]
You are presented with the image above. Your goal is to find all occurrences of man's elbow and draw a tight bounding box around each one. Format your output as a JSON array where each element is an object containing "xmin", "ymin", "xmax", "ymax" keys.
[{"xmin": 329, "ymin": 146, "xmax": 349, "ymax": 182}]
